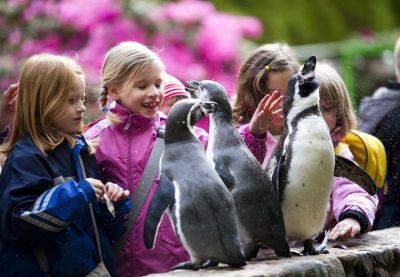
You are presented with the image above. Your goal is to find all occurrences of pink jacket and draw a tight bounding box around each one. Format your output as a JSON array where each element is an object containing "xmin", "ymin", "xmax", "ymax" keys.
[
  {"xmin": 85, "ymin": 101, "xmax": 266, "ymax": 277},
  {"xmin": 324, "ymin": 148, "xmax": 378, "ymax": 233},
  {"xmin": 265, "ymin": 138, "xmax": 378, "ymax": 234}
]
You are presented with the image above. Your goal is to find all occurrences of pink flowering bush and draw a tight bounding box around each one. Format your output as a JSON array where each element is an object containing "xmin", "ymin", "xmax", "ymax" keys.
[{"xmin": 0, "ymin": 0, "xmax": 262, "ymax": 95}]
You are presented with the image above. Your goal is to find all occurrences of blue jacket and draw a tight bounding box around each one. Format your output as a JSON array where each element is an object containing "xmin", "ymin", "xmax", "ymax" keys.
[{"xmin": 0, "ymin": 136, "xmax": 131, "ymax": 276}]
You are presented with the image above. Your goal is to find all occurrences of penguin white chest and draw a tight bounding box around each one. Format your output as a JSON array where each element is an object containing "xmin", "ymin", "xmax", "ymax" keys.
[{"xmin": 281, "ymin": 116, "xmax": 335, "ymax": 241}]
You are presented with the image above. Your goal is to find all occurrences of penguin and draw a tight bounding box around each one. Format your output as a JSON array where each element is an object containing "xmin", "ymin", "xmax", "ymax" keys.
[
  {"xmin": 187, "ymin": 80, "xmax": 291, "ymax": 260},
  {"xmin": 266, "ymin": 56, "xmax": 375, "ymax": 255},
  {"xmin": 144, "ymin": 98, "xmax": 246, "ymax": 270}
]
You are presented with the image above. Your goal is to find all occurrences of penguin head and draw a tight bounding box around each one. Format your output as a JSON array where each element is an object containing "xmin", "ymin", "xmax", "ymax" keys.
[
  {"xmin": 283, "ymin": 56, "xmax": 319, "ymax": 118},
  {"xmin": 186, "ymin": 80, "xmax": 232, "ymax": 120},
  {"xmin": 166, "ymin": 98, "xmax": 218, "ymax": 142}
]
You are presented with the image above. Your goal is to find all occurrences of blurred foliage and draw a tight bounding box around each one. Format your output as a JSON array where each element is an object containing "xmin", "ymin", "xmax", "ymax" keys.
[{"xmin": 210, "ymin": 0, "xmax": 400, "ymax": 45}]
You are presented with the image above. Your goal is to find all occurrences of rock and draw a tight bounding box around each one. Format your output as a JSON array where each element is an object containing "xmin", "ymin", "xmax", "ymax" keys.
[{"xmin": 147, "ymin": 227, "xmax": 400, "ymax": 277}]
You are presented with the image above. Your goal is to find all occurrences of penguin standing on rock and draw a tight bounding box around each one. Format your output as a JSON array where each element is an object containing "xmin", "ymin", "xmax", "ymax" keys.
[
  {"xmin": 266, "ymin": 56, "xmax": 376, "ymax": 255},
  {"xmin": 188, "ymin": 80, "xmax": 290, "ymax": 260},
  {"xmin": 144, "ymin": 99, "xmax": 246, "ymax": 270}
]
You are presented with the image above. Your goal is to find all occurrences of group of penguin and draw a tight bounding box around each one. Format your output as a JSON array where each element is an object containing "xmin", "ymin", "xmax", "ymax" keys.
[{"xmin": 144, "ymin": 56, "xmax": 376, "ymax": 270}]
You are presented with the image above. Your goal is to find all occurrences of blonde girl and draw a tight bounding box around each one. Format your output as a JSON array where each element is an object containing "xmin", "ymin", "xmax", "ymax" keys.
[
  {"xmin": 315, "ymin": 62, "xmax": 378, "ymax": 241},
  {"xmin": 85, "ymin": 41, "xmax": 277, "ymax": 276},
  {"xmin": 0, "ymin": 54, "xmax": 130, "ymax": 276}
]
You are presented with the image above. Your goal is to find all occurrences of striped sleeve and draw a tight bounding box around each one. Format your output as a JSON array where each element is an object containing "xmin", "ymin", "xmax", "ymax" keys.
[{"xmin": 0, "ymin": 149, "xmax": 95, "ymax": 242}]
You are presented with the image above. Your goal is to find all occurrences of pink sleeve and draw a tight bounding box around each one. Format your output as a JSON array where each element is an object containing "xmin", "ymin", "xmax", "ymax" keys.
[
  {"xmin": 237, "ymin": 124, "xmax": 268, "ymax": 164},
  {"xmin": 193, "ymin": 126, "xmax": 209, "ymax": 150},
  {"xmin": 331, "ymin": 176, "xmax": 378, "ymax": 232}
]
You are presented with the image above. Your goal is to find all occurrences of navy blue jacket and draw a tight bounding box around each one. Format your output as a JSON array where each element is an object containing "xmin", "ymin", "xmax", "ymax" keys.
[
  {"xmin": 0, "ymin": 136, "xmax": 131, "ymax": 276},
  {"xmin": 358, "ymin": 81, "xmax": 400, "ymax": 229}
]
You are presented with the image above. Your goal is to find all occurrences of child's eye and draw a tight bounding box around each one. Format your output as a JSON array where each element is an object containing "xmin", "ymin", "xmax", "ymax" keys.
[{"xmin": 155, "ymin": 84, "xmax": 161, "ymax": 89}]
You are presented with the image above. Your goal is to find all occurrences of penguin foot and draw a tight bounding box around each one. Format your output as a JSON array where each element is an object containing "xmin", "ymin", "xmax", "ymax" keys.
[
  {"xmin": 171, "ymin": 261, "xmax": 201, "ymax": 271},
  {"xmin": 290, "ymin": 250, "xmax": 303, "ymax": 256},
  {"xmin": 201, "ymin": 260, "xmax": 219, "ymax": 269},
  {"xmin": 301, "ymin": 239, "xmax": 328, "ymax": 255},
  {"xmin": 244, "ymin": 243, "xmax": 260, "ymax": 261}
]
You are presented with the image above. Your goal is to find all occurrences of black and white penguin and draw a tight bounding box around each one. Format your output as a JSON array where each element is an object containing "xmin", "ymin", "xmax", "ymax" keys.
[
  {"xmin": 144, "ymin": 98, "xmax": 246, "ymax": 270},
  {"xmin": 266, "ymin": 56, "xmax": 375, "ymax": 255},
  {"xmin": 188, "ymin": 80, "xmax": 290, "ymax": 260}
]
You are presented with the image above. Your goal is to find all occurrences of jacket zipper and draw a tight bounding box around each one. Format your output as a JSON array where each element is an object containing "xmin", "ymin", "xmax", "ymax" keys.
[{"xmin": 126, "ymin": 113, "xmax": 136, "ymax": 274}]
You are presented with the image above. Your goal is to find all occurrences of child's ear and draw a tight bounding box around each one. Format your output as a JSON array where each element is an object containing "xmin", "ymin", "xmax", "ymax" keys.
[{"xmin": 108, "ymin": 84, "xmax": 120, "ymax": 101}]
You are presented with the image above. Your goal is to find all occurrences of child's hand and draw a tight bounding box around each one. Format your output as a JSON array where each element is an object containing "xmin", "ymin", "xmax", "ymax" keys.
[
  {"xmin": 329, "ymin": 217, "xmax": 361, "ymax": 241},
  {"xmin": 105, "ymin": 182, "xmax": 130, "ymax": 202},
  {"xmin": 0, "ymin": 83, "xmax": 18, "ymax": 130},
  {"xmin": 249, "ymin": 90, "xmax": 283, "ymax": 137},
  {"xmin": 85, "ymin": 178, "xmax": 106, "ymax": 200}
]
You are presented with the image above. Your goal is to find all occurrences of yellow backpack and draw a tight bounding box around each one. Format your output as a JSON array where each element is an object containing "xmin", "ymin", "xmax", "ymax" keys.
[{"xmin": 335, "ymin": 129, "xmax": 387, "ymax": 194}]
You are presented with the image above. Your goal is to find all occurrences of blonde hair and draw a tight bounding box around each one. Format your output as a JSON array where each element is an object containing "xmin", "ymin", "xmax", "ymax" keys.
[
  {"xmin": 315, "ymin": 62, "xmax": 357, "ymax": 138},
  {"xmin": 232, "ymin": 42, "xmax": 300, "ymax": 124},
  {"xmin": 394, "ymin": 37, "xmax": 400, "ymax": 81},
  {"xmin": 100, "ymin": 41, "xmax": 165, "ymax": 111},
  {"xmin": 1, "ymin": 54, "xmax": 90, "ymax": 155}
]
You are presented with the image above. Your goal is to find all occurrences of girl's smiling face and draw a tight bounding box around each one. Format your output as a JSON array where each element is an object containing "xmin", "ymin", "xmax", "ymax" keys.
[{"xmin": 110, "ymin": 64, "xmax": 165, "ymax": 119}]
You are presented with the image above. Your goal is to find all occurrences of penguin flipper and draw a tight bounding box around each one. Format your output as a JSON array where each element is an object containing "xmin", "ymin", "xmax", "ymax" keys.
[
  {"xmin": 334, "ymin": 154, "xmax": 376, "ymax": 196},
  {"xmin": 215, "ymin": 159, "xmax": 235, "ymax": 191},
  {"xmin": 144, "ymin": 174, "xmax": 175, "ymax": 249},
  {"xmin": 272, "ymin": 152, "xmax": 287, "ymax": 202}
]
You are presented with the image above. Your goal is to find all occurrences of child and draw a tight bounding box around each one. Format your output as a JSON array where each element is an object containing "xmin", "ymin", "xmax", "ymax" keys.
[
  {"xmin": 0, "ymin": 54, "xmax": 131, "ymax": 276},
  {"xmin": 84, "ymin": 41, "xmax": 275, "ymax": 276},
  {"xmin": 315, "ymin": 62, "xmax": 378, "ymax": 241},
  {"xmin": 160, "ymin": 73, "xmax": 191, "ymax": 115},
  {"xmin": 232, "ymin": 42, "xmax": 300, "ymax": 167},
  {"xmin": 358, "ymin": 37, "xmax": 400, "ymax": 229}
]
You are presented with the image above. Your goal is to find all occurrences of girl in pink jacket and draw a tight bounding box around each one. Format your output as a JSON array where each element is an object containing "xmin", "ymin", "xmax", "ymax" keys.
[
  {"xmin": 85, "ymin": 41, "xmax": 277, "ymax": 276},
  {"xmin": 233, "ymin": 42, "xmax": 377, "ymax": 241}
]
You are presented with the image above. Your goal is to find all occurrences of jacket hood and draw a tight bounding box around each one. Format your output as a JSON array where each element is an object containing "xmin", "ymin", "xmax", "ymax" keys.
[{"xmin": 358, "ymin": 84, "xmax": 400, "ymax": 133}]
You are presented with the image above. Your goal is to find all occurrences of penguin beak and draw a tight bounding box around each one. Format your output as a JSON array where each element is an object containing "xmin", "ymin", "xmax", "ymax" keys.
[
  {"xmin": 202, "ymin": 101, "xmax": 218, "ymax": 114},
  {"xmin": 186, "ymin": 80, "xmax": 201, "ymax": 97},
  {"xmin": 301, "ymin": 56, "xmax": 316, "ymax": 76}
]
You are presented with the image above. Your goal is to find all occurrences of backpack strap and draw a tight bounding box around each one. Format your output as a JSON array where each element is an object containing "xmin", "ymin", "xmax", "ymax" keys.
[
  {"xmin": 112, "ymin": 128, "xmax": 165, "ymax": 256},
  {"xmin": 33, "ymin": 248, "xmax": 51, "ymax": 277}
]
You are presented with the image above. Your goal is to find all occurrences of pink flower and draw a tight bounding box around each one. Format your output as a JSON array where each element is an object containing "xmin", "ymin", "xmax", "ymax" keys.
[
  {"xmin": 151, "ymin": 0, "xmax": 214, "ymax": 26},
  {"xmin": 240, "ymin": 16, "xmax": 263, "ymax": 38},
  {"xmin": 57, "ymin": 0, "xmax": 121, "ymax": 31}
]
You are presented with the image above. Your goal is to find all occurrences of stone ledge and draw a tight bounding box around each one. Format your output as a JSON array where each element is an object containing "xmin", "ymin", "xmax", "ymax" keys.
[{"xmin": 147, "ymin": 227, "xmax": 400, "ymax": 277}]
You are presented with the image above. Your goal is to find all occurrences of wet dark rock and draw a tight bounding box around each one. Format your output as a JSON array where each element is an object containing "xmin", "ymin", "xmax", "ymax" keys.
[{"xmin": 148, "ymin": 227, "xmax": 400, "ymax": 277}]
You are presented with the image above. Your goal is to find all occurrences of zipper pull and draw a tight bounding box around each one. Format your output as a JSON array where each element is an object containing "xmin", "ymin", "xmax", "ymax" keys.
[{"xmin": 123, "ymin": 112, "xmax": 133, "ymax": 131}]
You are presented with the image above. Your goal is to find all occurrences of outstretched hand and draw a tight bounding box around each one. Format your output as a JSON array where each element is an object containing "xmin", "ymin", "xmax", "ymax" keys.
[
  {"xmin": 249, "ymin": 90, "xmax": 283, "ymax": 137},
  {"xmin": 0, "ymin": 83, "xmax": 19, "ymax": 131},
  {"xmin": 329, "ymin": 217, "xmax": 361, "ymax": 241}
]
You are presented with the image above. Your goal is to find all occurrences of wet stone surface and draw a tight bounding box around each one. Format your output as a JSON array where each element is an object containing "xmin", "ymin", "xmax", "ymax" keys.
[{"xmin": 147, "ymin": 227, "xmax": 400, "ymax": 277}]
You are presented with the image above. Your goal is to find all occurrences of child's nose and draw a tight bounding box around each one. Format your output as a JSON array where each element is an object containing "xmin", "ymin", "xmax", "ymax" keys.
[
  {"xmin": 78, "ymin": 100, "xmax": 86, "ymax": 112},
  {"xmin": 149, "ymin": 86, "xmax": 161, "ymax": 97}
]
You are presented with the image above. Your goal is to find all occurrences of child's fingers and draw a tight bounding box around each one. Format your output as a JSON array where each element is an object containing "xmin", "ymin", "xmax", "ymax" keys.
[
  {"xmin": 350, "ymin": 226, "xmax": 360, "ymax": 237},
  {"xmin": 269, "ymin": 95, "xmax": 283, "ymax": 111},
  {"xmin": 271, "ymin": 108, "xmax": 283, "ymax": 116},
  {"xmin": 86, "ymin": 178, "xmax": 105, "ymax": 197},
  {"xmin": 105, "ymin": 182, "xmax": 127, "ymax": 201},
  {"xmin": 255, "ymin": 94, "xmax": 270, "ymax": 113}
]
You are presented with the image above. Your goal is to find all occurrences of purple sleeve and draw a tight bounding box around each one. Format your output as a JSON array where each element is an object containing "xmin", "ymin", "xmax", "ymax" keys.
[
  {"xmin": 237, "ymin": 124, "xmax": 267, "ymax": 164},
  {"xmin": 330, "ymin": 176, "xmax": 378, "ymax": 233}
]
